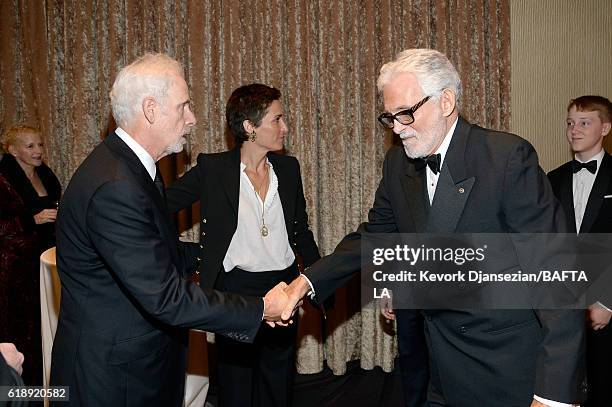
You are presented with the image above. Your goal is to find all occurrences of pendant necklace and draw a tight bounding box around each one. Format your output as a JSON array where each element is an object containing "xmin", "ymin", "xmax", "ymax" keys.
[{"xmin": 252, "ymin": 164, "xmax": 270, "ymax": 237}]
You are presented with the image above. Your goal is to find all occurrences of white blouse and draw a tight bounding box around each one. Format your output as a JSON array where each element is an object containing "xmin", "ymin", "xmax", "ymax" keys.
[{"xmin": 222, "ymin": 159, "xmax": 295, "ymax": 272}]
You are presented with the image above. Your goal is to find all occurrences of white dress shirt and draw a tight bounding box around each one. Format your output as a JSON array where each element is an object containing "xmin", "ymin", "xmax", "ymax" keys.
[
  {"xmin": 427, "ymin": 118, "xmax": 457, "ymax": 204},
  {"xmin": 572, "ymin": 149, "xmax": 605, "ymax": 232},
  {"xmin": 223, "ymin": 160, "xmax": 295, "ymax": 272},
  {"xmin": 115, "ymin": 127, "xmax": 157, "ymax": 180}
]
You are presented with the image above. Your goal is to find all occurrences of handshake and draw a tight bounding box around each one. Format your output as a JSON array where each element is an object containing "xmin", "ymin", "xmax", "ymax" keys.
[{"xmin": 261, "ymin": 275, "xmax": 312, "ymax": 327}]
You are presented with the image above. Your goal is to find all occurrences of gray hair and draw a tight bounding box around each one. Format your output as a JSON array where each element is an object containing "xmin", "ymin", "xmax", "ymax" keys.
[
  {"xmin": 377, "ymin": 49, "xmax": 462, "ymax": 108},
  {"xmin": 110, "ymin": 53, "xmax": 183, "ymax": 127}
]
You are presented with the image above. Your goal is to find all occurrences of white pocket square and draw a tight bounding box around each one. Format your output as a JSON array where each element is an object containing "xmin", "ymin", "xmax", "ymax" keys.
[{"xmin": 605, "ymin": 195, "xmax": 612, "ymax": 198}]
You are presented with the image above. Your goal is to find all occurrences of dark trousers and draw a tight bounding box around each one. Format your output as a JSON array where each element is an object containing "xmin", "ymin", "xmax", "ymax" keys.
[
  {"xmin": 215, "ymin": 263, "xmax": 299, "ymax": 407},
  {"xmin": 395, "ymin": 309, "xmax": 429, "ymax": 407},
  {"xmin": 585, "ymin": 324, "xmax": 612, "ymax": 406}
]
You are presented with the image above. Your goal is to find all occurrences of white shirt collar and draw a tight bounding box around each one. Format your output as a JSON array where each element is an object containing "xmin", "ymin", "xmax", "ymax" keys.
[
  {"xmin": 434, "ymin": 117, "xmax": 458, "ymax": 167},
  {"xmin": 115, "ymin": 127, "xmax": 157, "ymax": 180},
  {"xmin": 574, "ymin": 148, "xmax": 605, "ymax": 166}
]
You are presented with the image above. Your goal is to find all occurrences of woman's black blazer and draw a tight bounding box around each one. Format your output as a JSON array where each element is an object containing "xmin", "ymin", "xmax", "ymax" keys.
[{"xmin": 166, "ymin": 148, "xmax": 320, "ymax": 289}]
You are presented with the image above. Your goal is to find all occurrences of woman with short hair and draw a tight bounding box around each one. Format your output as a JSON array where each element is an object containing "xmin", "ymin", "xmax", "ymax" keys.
[{"xmin": 166, "ymin": 83, "xmax": 320, "ymax": 407}]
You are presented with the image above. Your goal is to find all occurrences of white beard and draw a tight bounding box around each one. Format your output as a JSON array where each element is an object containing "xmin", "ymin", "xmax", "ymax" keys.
[
  {"xmin": 163, "ymin": 136, "xmax": 186, "ymax": 156},
  {"xmin": 399, "ymin": 119, "xmax": 447, "ymax": 159},
  {"xmin": 399, "ymin": 130, "xmax": 436, "ymax": 159}
]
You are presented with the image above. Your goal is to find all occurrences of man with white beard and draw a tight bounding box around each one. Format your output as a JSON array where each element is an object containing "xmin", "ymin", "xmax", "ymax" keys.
[{"xmin": 282, "ymin": 49, "xmax": 585, "ymax": 407}]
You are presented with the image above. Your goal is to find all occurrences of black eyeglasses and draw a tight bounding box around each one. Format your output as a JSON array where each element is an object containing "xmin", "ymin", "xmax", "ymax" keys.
[{"xmin": 377, "ymin": 96, "xmax": 431, "ymax": 128}]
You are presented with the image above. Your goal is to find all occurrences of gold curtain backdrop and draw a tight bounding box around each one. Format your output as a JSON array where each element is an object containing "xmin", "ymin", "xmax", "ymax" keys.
[{"xmin": 0, "ymin": 0, "xmax": 510, "ymax": 375}]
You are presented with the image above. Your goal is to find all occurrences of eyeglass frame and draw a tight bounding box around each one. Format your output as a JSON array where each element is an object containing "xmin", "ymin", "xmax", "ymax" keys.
[{"xmin": 377, "ymin": 95, "xmax": 431, "ymax": 128}]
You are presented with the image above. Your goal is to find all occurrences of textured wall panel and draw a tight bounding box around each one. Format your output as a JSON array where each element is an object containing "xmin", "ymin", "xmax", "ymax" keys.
[{"xmin": 511, "ymin": 0, "xmax": 612, "ymax": 172}]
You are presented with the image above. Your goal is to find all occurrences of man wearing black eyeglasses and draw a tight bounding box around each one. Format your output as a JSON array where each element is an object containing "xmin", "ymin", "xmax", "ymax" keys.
[{"xmin": 283, "ymin": 49, "xmax": 585, "ymax": 407}]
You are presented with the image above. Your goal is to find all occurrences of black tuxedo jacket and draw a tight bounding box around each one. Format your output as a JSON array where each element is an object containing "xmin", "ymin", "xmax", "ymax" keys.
[
  {"xmin": 166, "ymin": 147, "xmax": 320, "ymax": 288},
  {"xmin": 548, "ymin": 153, "xmax": 612, "ymax": 233},
  {"xmin": 306, "ymin": 117, "xmax": 585, "ymax": 406},
  {"xmin": 50, "ymin": 133, "xmax": 263, "ymax": 407},
  {"xmin": 548, "ymin": 153, "xmax": 612, "ymax": 307}
]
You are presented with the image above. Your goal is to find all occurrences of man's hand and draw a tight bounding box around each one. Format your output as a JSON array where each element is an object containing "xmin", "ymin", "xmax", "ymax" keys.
[
  {"xmin": 0, "ymin": 343, "xmax": 24, "ymax": 376},
  {"xmin": 588, "ymin": 303, "xmax": 612, "ymax": 330},
  {"xmin": 263, "ymin": 282, "xmax": 290, "ymax": 327},
  {"xmin": 34, "ymin": 208, "xmax": 58, "ymax": 224},
  {"xmin": 281, "ymin": 275, "xmax": 310, "ymax": 321},
  {"xmin": 380, "ymin": 291, "xmax": 394, "ymax": 322}
]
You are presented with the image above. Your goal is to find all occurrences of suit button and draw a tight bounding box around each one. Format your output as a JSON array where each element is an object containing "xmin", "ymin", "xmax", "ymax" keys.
[
  {"xmin": 197, "ymin": 257, "xmax": 202, "ymax": 261},
  {"xmin": 195, "ymin": 270, "xmax": 200, "ymax": 275},
  {"xmin": 292, "ymin": 242, "xmax": 297, "ymax": 246},
  {"xmin": 293, "ymin": 220, "xmax": 298, "ymax": 224},
  {"xmin": 459, "ymin": 326, "xmax": 467, "ymax": 333},
  {"xmin": 201, "ymin": 231, "xmax": 206, "ymax": 237},
  {"xmin": 293, "ymin": 231, "xmax": 298, "ymax": 235},
  {"xmin": 202, "ymin": 218, "xmax": 207, "ymax": 223},
  {"xmin": 199, "ymin": 244, "xmax": 204, "ymax": 249}
]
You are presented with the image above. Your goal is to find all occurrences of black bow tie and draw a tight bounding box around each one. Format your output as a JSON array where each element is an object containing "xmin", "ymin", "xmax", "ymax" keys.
[
  {"xmin": 571, "ymin": 159, "xmax": 597, "ymax": 174},
  {"xmin": 415, "ymin": 153, "xmax": 441, "ymax": 174}
]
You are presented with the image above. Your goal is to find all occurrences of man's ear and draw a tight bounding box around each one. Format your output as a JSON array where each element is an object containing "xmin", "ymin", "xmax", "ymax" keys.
[
  {"xmin": 601, "ymin": 122, "xmax": 611, "ymax": 137},
  {"xmin": 440, "ymin": 89, "xmax": 457, "ymax": 117},
  {"xmin": 143, "ymin": 97, "xmax": 156, "ymax": 124}
]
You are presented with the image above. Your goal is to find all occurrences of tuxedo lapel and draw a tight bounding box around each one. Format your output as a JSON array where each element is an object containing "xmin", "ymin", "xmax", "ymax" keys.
[
  {"xmin": 580, "ymin": 154, "xmax": 612, "ymax": 233},
  {"xmin": 557, "ymin": 165, "xmax": 577, "ymax": 233},
  {"xmin": 427, "ymin": 165, "xmax": 475, "ymax": 232},
  {"xmin": 427, "ymin": 118, "xmax": 475, "ymax": 233},
  {"xmin": 400, "ymin": 156, "xmax": 428, "ymax": 232},
  {"xmin": 224, "ymin": 148, "xmax": 241, "ymax": 217}
]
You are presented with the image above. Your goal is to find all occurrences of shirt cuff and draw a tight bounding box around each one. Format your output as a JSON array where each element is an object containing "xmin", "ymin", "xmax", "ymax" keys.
[
  {"xmin": 300, "ymin": 272, "xmax": 316, "ymax": 299},
  {"xmin": 533, "ymin": 394, "xmax": 579, "ymax": 407},
  {"xmin": 596, "ymin": 301, "xmax": 612, "ymax": 313},
  {"xmin": 261, "ymin": 298, "xmax": 265, "ymax": 321}
]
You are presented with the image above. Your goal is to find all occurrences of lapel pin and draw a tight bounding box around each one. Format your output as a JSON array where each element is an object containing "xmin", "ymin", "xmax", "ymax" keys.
[{"xmin": 458, "ymin": 187, "xmax": 465, "ymax": 194}]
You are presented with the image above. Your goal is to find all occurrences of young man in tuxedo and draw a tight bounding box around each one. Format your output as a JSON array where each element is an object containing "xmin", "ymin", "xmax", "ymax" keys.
[{"xmin": 548, "ymin": 95, "xmax": 612, "ymax": 407}]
